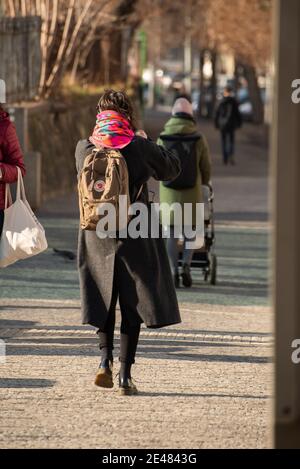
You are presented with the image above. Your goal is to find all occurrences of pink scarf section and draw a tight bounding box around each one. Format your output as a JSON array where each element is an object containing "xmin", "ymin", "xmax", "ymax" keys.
[{"xmin": 89, "ymin": 110, "xmax": 135, "ymax": 149}]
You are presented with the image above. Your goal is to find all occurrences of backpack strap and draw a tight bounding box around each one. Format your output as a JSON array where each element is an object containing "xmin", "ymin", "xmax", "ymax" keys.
[{"xmin": 135, "ymin": 184, "xmax": 144, "ymax": 201}]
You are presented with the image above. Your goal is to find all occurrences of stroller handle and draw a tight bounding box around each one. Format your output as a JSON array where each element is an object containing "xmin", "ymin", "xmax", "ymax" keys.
[{"xmin": 202, "ymin": 184, "xmax": 214, "ymax": 202}]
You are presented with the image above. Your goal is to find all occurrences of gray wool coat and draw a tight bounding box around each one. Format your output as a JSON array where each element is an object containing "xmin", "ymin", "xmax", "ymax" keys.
[{"xmin": 75, "ymin": 136, "xmax": 182, "ymax": 330}]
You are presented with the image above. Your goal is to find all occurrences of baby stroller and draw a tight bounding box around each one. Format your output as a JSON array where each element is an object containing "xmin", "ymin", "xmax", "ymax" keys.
[
  {"xmin": 197, "ymin": 184, "xmax": 217, "ymax": 285},
  {"xmin": 178, "ymin": 184, "xmax": 217, "ymax": 285}
]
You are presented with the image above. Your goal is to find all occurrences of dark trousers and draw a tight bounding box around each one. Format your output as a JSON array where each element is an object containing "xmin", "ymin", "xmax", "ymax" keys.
[
  {"xmin": 221, "ymin": 130, "xmax": 235, "ymax": 164},
  {"xmin": 97, "ymin": 255, "xmax": 142, "ymax": 365},
  {"xmin": 97, "ymin": 307, "xmax": 141, "ymax": 365},
  {"xmin": 0, "ymin": 210, "xmax": 4, "ymax": 238}
]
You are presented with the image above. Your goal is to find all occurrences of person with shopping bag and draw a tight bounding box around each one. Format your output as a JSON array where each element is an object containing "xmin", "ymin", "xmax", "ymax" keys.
[
  {"xmin": 0, "ymin": 105, "xmax": 26, "ymax": 237},
  {"xmin": 0, "ymin": 105, "xmax": 47, "ymax": 267}
]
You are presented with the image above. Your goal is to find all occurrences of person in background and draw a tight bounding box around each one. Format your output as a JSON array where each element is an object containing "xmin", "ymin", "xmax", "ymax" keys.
[
  {"xmin": 0, "ymin": 104, "xmax": 26, "ymax": 237},
  {"xmin": 127, "ymin": 74, "xmax": 144, "ymax": 127},
  {"xmin": 158, "ymin": 97, "xmax": 211, "ymax": 288},
  {"xmin": 215, "ymin": 85, "xmax": 242, "ymax": 165}
]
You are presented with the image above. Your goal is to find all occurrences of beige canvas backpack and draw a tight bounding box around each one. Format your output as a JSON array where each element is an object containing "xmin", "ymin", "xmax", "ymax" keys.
[{"xmin": 78, "ymin": 147, "xmax": 133, "ymax": 231}]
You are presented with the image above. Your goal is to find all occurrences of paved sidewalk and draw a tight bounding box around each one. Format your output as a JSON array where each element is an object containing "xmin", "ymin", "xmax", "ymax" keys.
[{"xmin": 0, "ymin": 110, "xmax": 272, "ymax": 449}]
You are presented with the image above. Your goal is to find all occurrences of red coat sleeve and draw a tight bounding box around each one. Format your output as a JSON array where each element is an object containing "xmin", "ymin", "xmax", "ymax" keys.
[{"xmin": 0, "ymin": 122, "xmax": 26, "ymax": 183}]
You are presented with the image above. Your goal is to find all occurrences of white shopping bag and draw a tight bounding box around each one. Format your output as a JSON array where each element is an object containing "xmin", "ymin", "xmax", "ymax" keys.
[{"xmin": 0, "ymin": 168, "xmax": 48, "ymax": 268}]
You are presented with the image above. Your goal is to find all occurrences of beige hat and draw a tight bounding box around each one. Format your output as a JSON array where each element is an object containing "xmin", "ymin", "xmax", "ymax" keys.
[{"xmin": 172, "ymin": 97, "xmax": 193, "ymax": 116}]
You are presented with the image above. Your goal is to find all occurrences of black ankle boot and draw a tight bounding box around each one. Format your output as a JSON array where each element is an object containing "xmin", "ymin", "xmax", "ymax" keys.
[
  {"xmin": 100, "ymin": 357, "xmax": 113, "ymax": 369},
  {"xmin": 118, "ymin": 374, "xmax": 138, "ymax": 396}
]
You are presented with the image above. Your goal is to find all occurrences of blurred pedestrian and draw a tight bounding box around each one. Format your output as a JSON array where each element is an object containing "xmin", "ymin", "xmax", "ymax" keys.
[
  {"xmin": 215, "ymin": 85, "xmax": 242, "ymax": 165},
  {"xmin": 127, "ymin": 74, "xmax": 144, "ymax": 127},
  {"xmin": 158, "ymin": 97, "xmax": 211, "ymax": 288},
  {"xmin": 75, "ymin": 89, "xmax": 181, "ymax": 395},
  {"xmin": 0, "ymin": 104, "xmax": 26, "ymax": 237}
]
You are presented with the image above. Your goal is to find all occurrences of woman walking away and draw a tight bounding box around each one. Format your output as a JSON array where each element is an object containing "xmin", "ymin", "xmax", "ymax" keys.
[
  {"xmin": 0, "ymin": 105, "xmax": 26, "ymax": 238},
  {"xmin": 75, "ymin": 90, "xmax": 181, "ymax": 395},
  {"xmin": 158, "ymin": 97, "xmax": 211, "ymax": 288}
]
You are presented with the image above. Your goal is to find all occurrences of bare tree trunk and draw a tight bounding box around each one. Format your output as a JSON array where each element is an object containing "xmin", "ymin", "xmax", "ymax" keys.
[
  {"xmin": 52, "ymin": 0, "xmax": 111, "ymax": 92},
  {"xmin": 243, "ymin": 63, "xmax": 264, "ymax": 124},
  {"xmin": 198, "ymin": 49, "xmax": 205, "ymax": 118},
  {"xmin": 7, "ymin": 0, "xmax": 16, "ymax": 16},
  {"xmin": 70, "ymin": 49, "xmax": 81, "ymax": 85},
  {"xmin": 210, "ymin": 49, "xmax": 217, "ymax": 119},
  {"xmin": 20, "ymin": 0, "xmax": 26, "ymax": 16},
  {"xmin": 39, "ymin": 0, "xmax": 50, "ymax": 94},
  {"xmin": 234, "ymin": 60, "xmax": 241, "ymax": 95},
  {"xmin": 47, "ymin": 0, "xmax": 94, "ymax": 93},
  {"xmin": 120, "ymin": 27, "xmax": 131, "ymax": 82},
  {"xmin": 101, "ymin": 35, "xmax": 111, "ymax": 85},
  {"xmin": 44, "ymin": 0, "xmax": 75, "ymax": 97},
  {"xmin": 35, "ymin": 0, "xmax": 41, "ymax": 16},
  {"xmin": 183, "ymin": 0, "xmax": 192, "ymax": 96}
]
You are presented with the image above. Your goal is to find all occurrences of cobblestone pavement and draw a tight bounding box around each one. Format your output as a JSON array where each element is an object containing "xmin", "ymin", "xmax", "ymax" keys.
[{"xmin": 0, "ymin": 110, "xmax": 272, "ymax": 449}]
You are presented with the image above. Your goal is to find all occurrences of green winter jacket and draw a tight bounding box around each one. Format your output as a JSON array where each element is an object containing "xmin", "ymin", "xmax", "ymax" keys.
[{"xmin": 158, "ymin": 114, "xmax": 211, "ymax": 226}]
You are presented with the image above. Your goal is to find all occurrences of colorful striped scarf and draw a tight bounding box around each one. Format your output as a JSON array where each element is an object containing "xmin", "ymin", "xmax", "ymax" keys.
[{"xmin": 89, "ymin": 110, "xmax": 135, "ymax": 149}]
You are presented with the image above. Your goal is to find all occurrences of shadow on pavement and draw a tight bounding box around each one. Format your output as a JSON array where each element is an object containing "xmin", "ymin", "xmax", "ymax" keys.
[
  {"xmin": 0, "ymin": 319, "xmax": 37, "ymax": 327},
  {"xmin": 216, "ymin": 212, "xmax": 269, "ymax": 222},
  {"xmin": 135, "ymin": 391, "xmax": 271, "ymax": 399},
  {"xmin": 6, "ymin": 343, "xmax": 271, "ymax": 364},
  {"xmin": 0, "ymin": 378, "xmax": 55, "ymax": 388},
  {"xmin": 6, "ymin": 337, "xmax": 252, "ymax": 348}
]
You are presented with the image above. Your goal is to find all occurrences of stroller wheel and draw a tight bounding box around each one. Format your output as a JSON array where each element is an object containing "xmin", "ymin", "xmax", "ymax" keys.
[{"xmin": 209, "ymin": 254, "xmax": 217, "ymax": 285}]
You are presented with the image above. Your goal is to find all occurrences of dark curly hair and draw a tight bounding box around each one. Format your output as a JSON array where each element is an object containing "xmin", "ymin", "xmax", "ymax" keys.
[{"xmin": 97, "ymin": 89, "xmax": 136, "ymax": 130}]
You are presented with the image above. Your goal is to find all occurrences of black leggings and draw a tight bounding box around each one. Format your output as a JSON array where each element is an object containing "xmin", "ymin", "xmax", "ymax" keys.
[
  {"xmin": 97, "ymin": 310, "xmax": 141, "ymax": 364},
  {"xmin": 97, "ymin": 255, "xmax": 142, "ymax": 365}
]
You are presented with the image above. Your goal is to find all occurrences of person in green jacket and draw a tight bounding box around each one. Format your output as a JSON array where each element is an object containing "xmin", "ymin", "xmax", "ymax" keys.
[{"xmin": 158, "ymin": 97, "xmax": 211, "ymax": 288}]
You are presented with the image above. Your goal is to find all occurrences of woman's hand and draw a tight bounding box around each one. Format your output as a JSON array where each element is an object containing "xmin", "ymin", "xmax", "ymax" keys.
[{"xmin": 135, "ymin": 129, "xmax": 148, "ymax": 139}]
